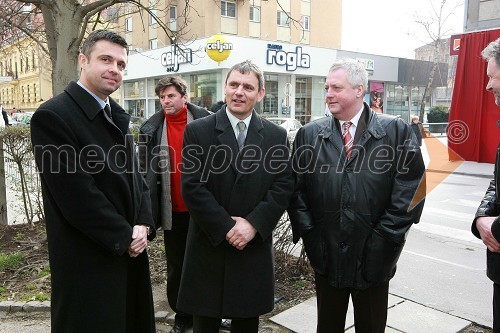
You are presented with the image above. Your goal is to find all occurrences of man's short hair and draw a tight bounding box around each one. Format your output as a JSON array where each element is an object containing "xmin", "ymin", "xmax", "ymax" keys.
[
  {"xmin": 329, "ymin": 58, "xmax": 368, "ymax": 94},
  {"xmin": 155, "ymin": 76, "xmax": 188, "ymax": 97},
  {"xmin": 481, "ymin": 38, "xmax": 500, "ymax": 68},
  {"xmin": 225, "ymin": 60, "xmax": 265, "ymax": 92},
  {"xmin": 80, "ymin": 30, "xmax": 129, "ymax": 58}
]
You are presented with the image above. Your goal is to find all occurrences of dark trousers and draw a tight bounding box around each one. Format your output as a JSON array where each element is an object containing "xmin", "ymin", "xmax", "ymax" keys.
[
  {"xmin": 164, "ymin": 211, "xmax": 191, "ymax": 323},
  {"xmin": 193, "ymin": 315, "xmax": 258, "ymax": 333},
  {"xmin": 494, "ymin": 283, "xmax": 500, "ymax": 333},
  {"xmin": 315, "ymin": 272, "xmax": 389, "ymax": 333}
]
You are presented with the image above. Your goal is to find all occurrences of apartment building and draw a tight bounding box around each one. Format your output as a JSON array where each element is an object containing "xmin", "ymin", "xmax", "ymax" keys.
[
  {"xmin": 0, "ymin": 37, "xmax": 52, "ymax": 112},
  {"xmin": 119, "ymin": 0, "xmax": 343, "ymax": 122}
]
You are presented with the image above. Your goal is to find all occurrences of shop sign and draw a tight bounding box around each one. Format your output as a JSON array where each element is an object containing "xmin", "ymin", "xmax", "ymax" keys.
[
  {"xmin": 161, "ymin": 45, "xmax": 193, "ymax": 72},
  {"xmin": 266, "ymin": 44, "xmax": 310, "ymax": 71},
  {"xmin": 450, "ymin": 34, "xmax": 461, "ymax": 56},
  {"xmin": 206, "ymin": 34, "xmax": 233, "ymax": 63},
  {"xmin": 356, "ymin": 58, "xmax": 374, "ymax": 73}
]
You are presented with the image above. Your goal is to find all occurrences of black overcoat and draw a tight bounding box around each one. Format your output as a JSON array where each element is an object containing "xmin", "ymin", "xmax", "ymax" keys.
[
  {"xmin": 177, "ymin": 108, "xmax": 294, "ymax": 318},
  {"xmin": 30, "ymin": 82, "xmax": 156, "ymax": 333}
]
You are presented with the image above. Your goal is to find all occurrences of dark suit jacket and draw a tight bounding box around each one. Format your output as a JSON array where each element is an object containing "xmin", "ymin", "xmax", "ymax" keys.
[
  {"xmin": 31, "ymin": 81, "xmax": 155, "ymax": 333},
  {"xmin": 177, "ymin": 107, "xmax": 294, "ymax": 318}
]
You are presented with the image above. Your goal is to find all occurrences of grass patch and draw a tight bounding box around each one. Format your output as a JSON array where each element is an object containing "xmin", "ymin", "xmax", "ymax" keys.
[
  {"xmin": 13, "ymin": 232, "xmax": 25, "ymax": 241},
  {"xmin": 0, "ymin": 252, "xmax": 24, "ymax": 272},
  {"xmin": 21, "ymin": 292, "xmax": 50, "ymax": 302},
  {"xmin": 38, "ymin": 265, "xmax": 50, "ymax": 278}
]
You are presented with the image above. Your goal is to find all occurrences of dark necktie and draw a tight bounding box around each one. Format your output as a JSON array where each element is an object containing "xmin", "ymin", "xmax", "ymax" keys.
[
  {"xmin": 236, "ymin": 121, "xmax": 246, "ymax": 150},
  {"xmin": 104, "ymin": 104, "xmax": 112, "ymax": 121},
  {"xmin": 342, "ymin": 121, "xmax": 353, "ymax": 159}
]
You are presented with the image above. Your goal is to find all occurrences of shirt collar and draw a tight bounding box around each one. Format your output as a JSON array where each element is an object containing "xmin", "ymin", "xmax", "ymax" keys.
[
  {"xmin": 77, "ymin": 80, "xmax": 109, "ymax": 109},
  {"xmin": 226, "ymin": 109, "xmax": 252, "ymax": 133},
  {"xmin": 339, "ymin": 105, "xmax": 364, "ymax": 129}
]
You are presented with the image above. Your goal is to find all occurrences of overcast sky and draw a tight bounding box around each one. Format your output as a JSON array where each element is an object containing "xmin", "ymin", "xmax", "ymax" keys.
[{"xmin": 341, "ymin": 0, "xmax": 465, "ymax": 59}]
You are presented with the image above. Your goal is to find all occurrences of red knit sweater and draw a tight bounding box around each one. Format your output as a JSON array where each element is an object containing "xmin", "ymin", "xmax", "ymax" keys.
[{"xmin": 165, "ymin": 105, "xmax": 188, "ymax": 212}]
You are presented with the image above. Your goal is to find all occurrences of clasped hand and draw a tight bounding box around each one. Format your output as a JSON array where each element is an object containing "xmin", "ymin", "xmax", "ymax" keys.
[
  {"xmin": 226, "ymin": 216, "xmax": 257, "ymax": 251},
  {"xmin": 128, "ymin": 225, "xmax": 149, "ymax": 257}
]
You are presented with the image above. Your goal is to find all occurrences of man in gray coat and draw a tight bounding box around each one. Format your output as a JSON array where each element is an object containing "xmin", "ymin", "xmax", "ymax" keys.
[
  {"xmin": 139, "ymin": 76, "xmax": 210, "ymax": 333},
  {"xmin": 178, "ymin": 60, "xmax": 294, "ymax": 332}
]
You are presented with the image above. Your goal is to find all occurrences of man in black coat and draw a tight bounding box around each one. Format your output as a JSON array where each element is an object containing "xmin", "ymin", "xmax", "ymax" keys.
[
  {"xmin": 472, "ymin": 37, "xmax": 500, "ymax": 333},
  {"xmin": 288, "ymin": 58, "xmax": 425, "ymax": 333},
  {"xmin": 31, "ymin": 30, "xmax": 156, "ymax": 333},
  {"xmin": 138, "ymin": 76, "xmax": 210, "ymax": 333},
  {"xmin": 177, "ymin": 60, "xmax": 294, "ymax": 332}
]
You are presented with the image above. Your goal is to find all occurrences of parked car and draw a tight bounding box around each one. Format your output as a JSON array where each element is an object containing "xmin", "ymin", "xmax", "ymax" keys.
[
  {"xmin": 266, "ymin": 117, "xmax": 302, "ymax": 143},
  {"xmin": 11, "ymin": 112, "xmax": 34, "ymax": 127}
]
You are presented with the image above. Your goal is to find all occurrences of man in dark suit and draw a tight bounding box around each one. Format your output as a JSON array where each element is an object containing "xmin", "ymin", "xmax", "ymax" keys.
[
  {"xmin": 177, "ymin": 60, "xmax": 294, "ymax": 332},
  {"xmin": 31, "ymin": 30, "xmax": 156, "ymax": 333},
  {"xmin": 472, "ymin": 37, "xmax": 500, "ymax": 333},
  {"xmin": 138, "ymin": 76, "xmax": 210, "ymax": 333},
  {"xmin": 288, "ymin": 58, "xmax": 425, "ymax": 332}
]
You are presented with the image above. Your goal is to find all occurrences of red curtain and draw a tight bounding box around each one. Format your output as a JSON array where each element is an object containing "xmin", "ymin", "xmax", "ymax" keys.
[{"xmin": 449, "ymin": 29, "xmax": 500, "ymax": 163}]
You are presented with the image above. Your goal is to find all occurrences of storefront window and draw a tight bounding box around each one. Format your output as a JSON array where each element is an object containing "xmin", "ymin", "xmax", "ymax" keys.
[
  {"xmin": 147, "ymin": 78, "xmax": 161, "ymax": 97},
  {"xmin": 262, "ymin": 74, "xmax": 278, "ymax": 115},
  {"xmin": 124, "ymin": 99, "xmax": 146, "ymax": 118},
  {"xmin": 295, "ymin": 77, "xmax": 312, "ymax": 124},
  {"xmin": 123, "ymin": 81, "xmax": 145, "ymax": 98},
  {"xmin": 189, "ymin": 73, "xmax": 221, "ymax": 110}
]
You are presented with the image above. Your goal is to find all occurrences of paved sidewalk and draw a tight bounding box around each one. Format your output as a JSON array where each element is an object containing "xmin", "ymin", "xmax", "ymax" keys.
[{"xmin": 270, "ymin": 295, "xmax": 471, "ymax": 333}]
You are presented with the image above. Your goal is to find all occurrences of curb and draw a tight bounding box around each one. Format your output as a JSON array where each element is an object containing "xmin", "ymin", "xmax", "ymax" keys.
[
  {"xmin": 0, "ymin": 300, "xmax": 51, "ymax": 313},
  {"xmin": 0, "ymin": 301, "xmax": 170, "ymax": 323}
]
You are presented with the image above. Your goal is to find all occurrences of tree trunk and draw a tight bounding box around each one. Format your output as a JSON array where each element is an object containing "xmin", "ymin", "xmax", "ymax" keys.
[
  {"xmin": 419, "ymin": 39, "xmax": 440, "ymax": 123},
  {"xmin": 41, "ymin": 1, "xmax": 83, "ymax": 95}
]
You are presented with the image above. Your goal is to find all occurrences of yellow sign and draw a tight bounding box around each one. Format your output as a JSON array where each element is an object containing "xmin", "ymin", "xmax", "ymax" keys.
[{"xmin": 206, "ymin": 34, "xmax": 233, "ymax": 63}]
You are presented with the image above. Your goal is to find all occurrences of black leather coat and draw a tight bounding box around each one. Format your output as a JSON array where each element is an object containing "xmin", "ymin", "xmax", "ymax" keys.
[
  {"xmin": 288, "ymin": 105, "xmax": 426, "ymax": 289},
  {"xmin": 473, "ymin": 144, "xmax": 500, "ymax": 283}
]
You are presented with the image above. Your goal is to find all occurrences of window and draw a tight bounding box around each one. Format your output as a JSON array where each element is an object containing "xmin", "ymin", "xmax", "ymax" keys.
[
  {"xmin": 169, "ymin": 6, "xmax": 177, "ymax": 31},
  {"xmin": 149, "ymin": 39, "xmax": 158, "ymax": 50},
  {"xmin": 125, "ymin": 17, "xmax": 132, "ymax": 32},
  {"xmin": 221, "ymin": 1, "xmax": 236, "ymax": 18},
  {"xmin": 301, "ymin": 15, "xmax": 310, "ymax": 31},
  {"xmin": 277, "ymin": 11, "xmax": 290, "ymax": 27},
  {"xmin": 149, "ymin": 9, "xmax": 157, "ymax": 25},
  {"xmin": 249, "ymin": 6, "xmax": 260, "ymax": 22}
]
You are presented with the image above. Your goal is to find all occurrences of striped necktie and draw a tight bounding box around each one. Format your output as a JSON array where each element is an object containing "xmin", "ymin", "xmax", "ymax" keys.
[{"xmin": 342, "ymin": 121, "xmax": 353, "ymax": 159}]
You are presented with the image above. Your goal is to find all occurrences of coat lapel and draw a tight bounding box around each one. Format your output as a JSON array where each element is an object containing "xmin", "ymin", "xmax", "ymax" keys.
[{"xmin": 214, "ymin": 108, "xmax": 239, "ymax": 174}]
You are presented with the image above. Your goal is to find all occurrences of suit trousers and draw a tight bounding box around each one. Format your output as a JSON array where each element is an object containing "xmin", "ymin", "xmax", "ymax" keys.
[
  {"xmin": 315, "ymin": 272, "xmax": 389, "ymax": 333},
  {"xmin": 494, "ymin": 283, "xmax": 500, "ymax": 333},
  {"xmin": 193, "ymin": 315, "xmax": 259, "ymax": 333},
  {"xmin": 164, "ymin": 211, "xmax": 191, "ymax": 323}
]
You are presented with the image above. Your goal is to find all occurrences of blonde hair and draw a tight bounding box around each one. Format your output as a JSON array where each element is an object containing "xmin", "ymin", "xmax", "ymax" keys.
[{"xmin": 411, "ymin": 115, "xmax": 419, "ymax": 122}]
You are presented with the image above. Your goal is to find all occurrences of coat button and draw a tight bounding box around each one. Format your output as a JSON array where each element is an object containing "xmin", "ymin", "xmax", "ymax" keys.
[{"xmin": 114, "ymin": 243, "xmax": 120, "ymax": 251}]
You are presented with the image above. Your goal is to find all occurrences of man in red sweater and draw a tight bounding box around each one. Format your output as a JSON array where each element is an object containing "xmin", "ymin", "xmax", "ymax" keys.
[{"xmin": 138, "ymin": 76, "xmax": 210, "ymax": 333}]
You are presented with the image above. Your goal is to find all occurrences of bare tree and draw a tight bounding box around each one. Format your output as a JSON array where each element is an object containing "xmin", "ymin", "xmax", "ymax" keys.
[
  {"xmin": 0, "ymin": 0, "xmax": 194, "ymax": 95},
  {"xmin": 0, "ymin": 0, "xmax": 301, "ymax": 96},
  {"xmin": 414, "ymin": 0, "xmax": 462, "ymax": 122}
]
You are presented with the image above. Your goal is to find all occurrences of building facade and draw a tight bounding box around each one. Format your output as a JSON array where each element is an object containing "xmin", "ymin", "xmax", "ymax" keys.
[
  {"xmin": 118, "ymin": 0, "xmax": 342, "ymax": 54},
  {"xmin": 0, "ymin": 38, "xmax": 52, "ymax": 112},
  {"xmin": 464, "ymin": 0, "xmax": 500, "ymax": 32},
  {"xmin": 123, "ymin": 35, "xmax": 447, "ymax": 124},
  {"xmin": 414, "ymin": 38, "xmax": 458, "ymax": 108}
]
